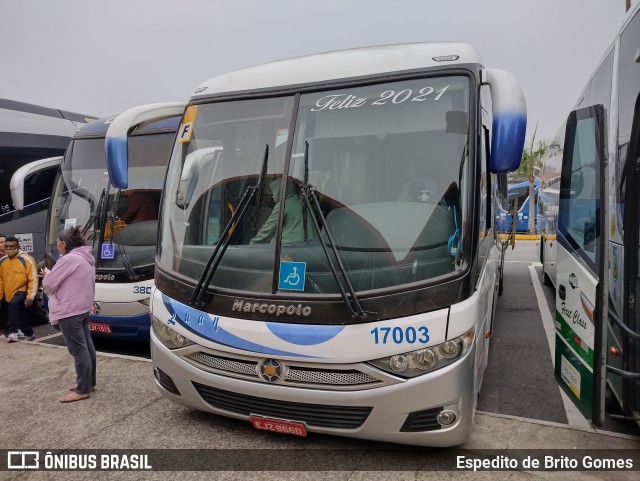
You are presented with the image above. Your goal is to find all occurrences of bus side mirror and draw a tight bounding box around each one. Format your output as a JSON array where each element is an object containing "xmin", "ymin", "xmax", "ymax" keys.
[
  {"xmin": 176, "ymin": 147, "xmax": 224, "ymax": 208},
  {"xmin": 10, "ymin": 156, "xmax": 62, "ymax": 210},
  {"xmin": 482, "ymin": 69, "xmax": 527, "ymax": 173},
  {"xmin": 105, "ymin": 102, "xmax": 186, "ymax": 189}
]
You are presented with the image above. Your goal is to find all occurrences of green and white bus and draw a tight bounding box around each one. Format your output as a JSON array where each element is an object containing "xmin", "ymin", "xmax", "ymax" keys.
[{"xmin": 542, "ymin": 3, "xmax": 640, "ymax": 426}]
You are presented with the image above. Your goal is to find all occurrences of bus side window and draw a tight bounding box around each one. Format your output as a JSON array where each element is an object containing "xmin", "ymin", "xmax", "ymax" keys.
[
  {"xmin": 559, "ymin": 105, "xmax": 605, "ymax": 267},
  {"xmin": 23, "ymin": 166, "xmax": 59, "ymax": 206}
]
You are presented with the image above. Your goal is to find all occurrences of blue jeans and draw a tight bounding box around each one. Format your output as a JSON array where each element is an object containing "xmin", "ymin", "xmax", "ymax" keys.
[
  {"xmin": 7, "ymin": 291, "xmax": 34, "ymax": 337},
  {"xmin": 59, "ymin": 313, "xmax": 96, "ymax": 394}
]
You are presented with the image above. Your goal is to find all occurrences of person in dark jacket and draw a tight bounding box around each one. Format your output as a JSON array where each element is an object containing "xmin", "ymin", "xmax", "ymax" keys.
[{"xmin": 119, "ymin": 191, "xmax": 158, "ymax": 224}]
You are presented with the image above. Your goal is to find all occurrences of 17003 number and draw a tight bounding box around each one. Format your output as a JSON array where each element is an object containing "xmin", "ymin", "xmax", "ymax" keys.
[{"xmin": 370, "ymin": 326, "xmax": 429, "ymax": 345}]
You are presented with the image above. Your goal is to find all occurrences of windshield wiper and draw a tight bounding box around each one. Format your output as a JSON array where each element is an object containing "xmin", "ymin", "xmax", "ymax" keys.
[
  {"xmin": 445, "ymin": 140, "xmax": 468, "ymax": 265},
  {"xmin": 190, "ymin": 144, "xmax": 269, "ymax": 308},
  {"xmin": 81, "ymin": 187, "xmax": 106, "ymax": 237},
  {"xmin": 300, "ymin": 141, "xmax": 367, "ymax": 320},
  {"xmin": 66, "ymin": 181, "xmax": 96, "ymax": 216}
]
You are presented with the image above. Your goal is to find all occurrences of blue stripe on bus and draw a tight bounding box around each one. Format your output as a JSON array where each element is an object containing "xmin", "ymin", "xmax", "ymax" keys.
[
  {"xmin": 161, "ymin": 294, "xmax": 319, "ymax": 358},
  {"xmin": 266, "ymin": 322, "xmax": 344, "ymax": 345}
]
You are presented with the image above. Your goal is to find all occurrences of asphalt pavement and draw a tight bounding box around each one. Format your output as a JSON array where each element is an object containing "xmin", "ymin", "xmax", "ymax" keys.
[
  {"xmin": 477, "ymin": 241, "xmax": 567, "ymax": 424},
  {"xmin": 1, "ymin": 241, "xmax": 639, "ymax": 480}
]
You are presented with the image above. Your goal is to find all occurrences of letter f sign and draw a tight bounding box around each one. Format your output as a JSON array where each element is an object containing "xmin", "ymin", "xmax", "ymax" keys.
[
  {"xmin": 178, "ymin": 105, "xmax": 198, "ymax": 143},
  {"xmin": 178, "ymin": 122, "xmax": 193, "ymax": 143}
]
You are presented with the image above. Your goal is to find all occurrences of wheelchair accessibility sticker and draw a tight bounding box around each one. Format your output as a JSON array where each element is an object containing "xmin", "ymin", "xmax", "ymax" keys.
[
  {"xmin": 101, "ymin": 243, "xmax": 115, "ymax": 260},
  {"xmin": 279, "ymin": 261, "xmax": 306, "ymax": 291}
]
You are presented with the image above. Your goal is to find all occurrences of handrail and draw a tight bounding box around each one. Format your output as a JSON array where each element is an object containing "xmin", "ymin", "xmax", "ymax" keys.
[{"xmin": 608, "ymin": 309, "xmax": 640, "ymax": 342}]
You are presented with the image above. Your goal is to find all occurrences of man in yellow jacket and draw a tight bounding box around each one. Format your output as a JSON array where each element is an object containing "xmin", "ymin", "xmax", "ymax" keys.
[{"xmin": 0, "ymin": 237, "xmax": 38, "ymax": 343}]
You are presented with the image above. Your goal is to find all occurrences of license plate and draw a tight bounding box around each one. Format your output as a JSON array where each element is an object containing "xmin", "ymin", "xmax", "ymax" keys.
[
  {"xmin": 250, "ymin": 415, "xmax": 307, "ymax": 437},
  {"xmin": 88, "ymin": 322, "xmax": 112, "ymax": 334}
]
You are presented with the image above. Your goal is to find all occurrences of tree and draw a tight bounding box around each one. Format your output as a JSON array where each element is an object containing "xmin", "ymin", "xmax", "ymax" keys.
[{"xmin": 516, "ymin": 128, "xmax": 560, "ymax": 234}]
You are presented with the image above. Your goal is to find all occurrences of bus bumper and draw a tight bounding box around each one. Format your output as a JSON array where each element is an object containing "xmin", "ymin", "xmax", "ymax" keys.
[
  {"xmin": 89, "ymin": 311, "xmax": 151, "ymax": 341},
  {"xmin": 150, "ymin": 329, "xmax": 478, "ymax": 447}
]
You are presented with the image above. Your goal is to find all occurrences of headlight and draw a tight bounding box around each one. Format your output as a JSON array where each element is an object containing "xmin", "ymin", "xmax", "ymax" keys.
[
  {"xmin": 151, "ymin": 316, "xmax": 194, "ymax": 349},
  {"xmin": 368, "ymin": 327, "xmax": 475, "ymax": 378}
]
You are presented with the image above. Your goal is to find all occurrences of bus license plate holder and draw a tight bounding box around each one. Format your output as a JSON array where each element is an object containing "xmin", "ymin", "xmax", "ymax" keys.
[
  {"xmin": 88, "ymin": 322, "xmax": 112, "ymax": 334},
  {"xmin": 250, "ymin": 415, "xmax": 307, "ymax": 437}
]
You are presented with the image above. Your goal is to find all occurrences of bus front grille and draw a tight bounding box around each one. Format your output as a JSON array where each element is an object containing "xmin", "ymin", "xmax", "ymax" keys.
[
  {"xmin": 183, "ymin": 351, "xmax": 382, "ymax": 389},
  {"xmin": 192, "ymin": 382, "xmax": 372, "ymax": 429}
]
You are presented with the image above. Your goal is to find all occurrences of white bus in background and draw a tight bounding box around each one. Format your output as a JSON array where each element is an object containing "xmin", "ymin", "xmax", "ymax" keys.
[
  {"xmin": 107, "ymin": 42, "xmax": 526, "ymax": 446},
  {"xmin": 543, "ymin": 3, "xmax": 640, "ymax": 427},
  {"xmin": 45, "ymin": 104, "xmax": 183, "ymax": 341},
  {"xmin": 0, "ymin": 99, "xmax": 95, "ymax": 262}
]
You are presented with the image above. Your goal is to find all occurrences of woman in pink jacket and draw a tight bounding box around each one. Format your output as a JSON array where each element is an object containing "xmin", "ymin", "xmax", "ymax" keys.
[{"xmin": 42, "ymin": 227, "xmax": 96, "ymax": 402}]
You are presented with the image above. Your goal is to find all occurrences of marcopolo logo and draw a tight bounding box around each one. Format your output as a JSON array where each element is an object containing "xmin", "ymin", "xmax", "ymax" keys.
[
  {"xmin": 95, "ymin": 274, "xmax": 116, "ymax": 282},
  {"xmin": 232, "ymin": 300, "xmax": 312, "ymax": 317}
]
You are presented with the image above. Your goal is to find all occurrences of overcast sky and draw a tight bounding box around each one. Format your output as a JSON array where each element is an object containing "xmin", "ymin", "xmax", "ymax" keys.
[{"xmin": 0, "ymin": 0, "xmax": 635, "ymax": 143}]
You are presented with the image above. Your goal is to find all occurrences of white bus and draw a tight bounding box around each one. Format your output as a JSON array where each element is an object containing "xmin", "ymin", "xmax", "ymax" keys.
[
  {"xmin": 106, "ymin": 42, "xmax": 526, "ymax": 446},
  {"xmin": 542, "ymin": 3, "xmax": 640, "ymax": 426},
  {"xmin": 0, "ymin": 98, "xmax": 94, "ymax": 262},
  {"xmin": 45, "ymin": 104, "xmax": 183, "ymax": 341}
]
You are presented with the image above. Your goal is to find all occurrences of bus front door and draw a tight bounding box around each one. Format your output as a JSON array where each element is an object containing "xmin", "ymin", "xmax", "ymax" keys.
[{"xmin": 554, "ymin": 104, "xmax": 607, "ymax": 426}]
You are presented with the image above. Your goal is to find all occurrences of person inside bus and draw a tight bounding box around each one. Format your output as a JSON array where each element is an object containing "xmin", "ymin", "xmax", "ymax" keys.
[
  {"xmin": 250, "ymin": 178, "xmax": 311, "ymax": 244},
  {"xmin": 398, "ymin": 159, "xmax": 440, "ymax": 204},
  {"xmin": 119, "ymin": 190, "xmax": 158, "ymax": 224},
  {"xmin": 404, "ymin": 180, "xmax": 432, "ymax": 202}
]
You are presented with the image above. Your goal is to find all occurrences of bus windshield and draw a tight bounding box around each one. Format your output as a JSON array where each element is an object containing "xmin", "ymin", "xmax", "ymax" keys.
[
  {"xmin": 160, "ymin": 75, "xmax": 469, "ymax": 294},
  {"xmin": 48, "ymin": 132, "xmax": 174, "ymax": 270},
  {"xmin": 48, "ymin": 138, "xmax": 107, "ymax": 252}
]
